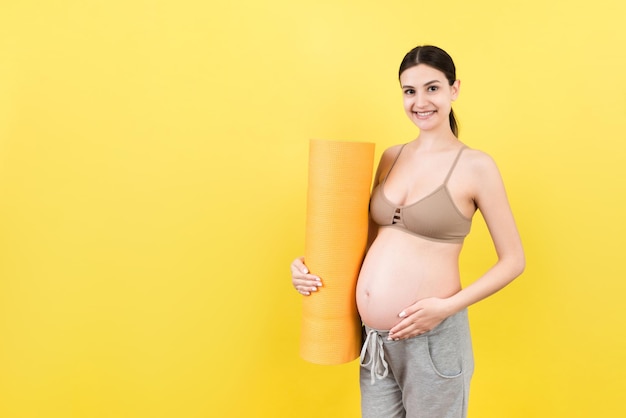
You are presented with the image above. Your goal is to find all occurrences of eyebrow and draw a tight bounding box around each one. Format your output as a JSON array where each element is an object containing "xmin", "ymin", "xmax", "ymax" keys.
[{"xmin": 401, "ymin": 80, "xmax": 442, "ymax": 89}]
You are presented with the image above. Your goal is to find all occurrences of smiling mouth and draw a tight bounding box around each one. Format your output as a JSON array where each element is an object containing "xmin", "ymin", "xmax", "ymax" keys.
[{"xmin": 415, "ymin": 111, "xmax": 436, "ymax": 118}]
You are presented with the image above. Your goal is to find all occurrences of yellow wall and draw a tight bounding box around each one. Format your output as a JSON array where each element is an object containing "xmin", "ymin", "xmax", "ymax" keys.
[{"xmin": 1, "ymin": 1, "xmax": 625, "ymax": 417}]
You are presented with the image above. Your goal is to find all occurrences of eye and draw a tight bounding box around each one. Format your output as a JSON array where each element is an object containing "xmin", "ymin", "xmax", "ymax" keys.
[
  {"xmin": 403, "ymin": 88, "xmax": 415, "ymax": 95},
  {"xmin": 427, "ymin": 85, "xmax": 439, "ymax": 92}
]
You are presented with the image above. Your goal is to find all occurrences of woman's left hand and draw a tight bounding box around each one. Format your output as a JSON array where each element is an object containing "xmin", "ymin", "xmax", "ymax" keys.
[{"xmin": 387, "ymin": 297, "xmax": 453, "ymax": 341}]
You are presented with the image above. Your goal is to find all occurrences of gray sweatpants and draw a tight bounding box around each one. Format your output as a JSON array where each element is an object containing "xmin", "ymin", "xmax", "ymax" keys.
[{"xmin": 360, "ymin": 309, "xmax": 474, "ymax": 418}]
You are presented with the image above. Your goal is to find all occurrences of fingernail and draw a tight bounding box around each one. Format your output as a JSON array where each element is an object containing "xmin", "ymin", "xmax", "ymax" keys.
[
  {"xmin": 310, "ymin": 287, "xmax": 317, "ymax": 292},
  {"xmin": 316, "ymin": 281, "xmax": 322, "ymax": 286},
  {"xmin": 399, "ymin": 311, "xmax": 406, "ymax": 318},
  {"xmin": 303, "ymin": 268, "xmax": 309, "ymax": 274},
  {"xmin": 387, "ymin": 336, "xmax": 392, "ymax": 341}
]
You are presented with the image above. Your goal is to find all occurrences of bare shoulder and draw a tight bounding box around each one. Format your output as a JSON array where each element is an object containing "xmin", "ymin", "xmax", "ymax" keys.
[
  {"xmin": 461, "ymin": 147, "xmax": 501, "ymax": 179},
  {"xmin": 457, "ymin": 146, "xmax": 511, "ymax": 210},
  {"xmin": 381, "ymin": 143, "xmax": 405, "ymax": 161},
  {"xmin": 374, "ymin": 144, "xmax": 405, "ymax": 182}
]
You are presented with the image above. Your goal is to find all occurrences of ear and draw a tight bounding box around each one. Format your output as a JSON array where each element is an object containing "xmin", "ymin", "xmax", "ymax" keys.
[{"xmin": 451, "ymin": 79, "xmax": 460, "ymax": 101}]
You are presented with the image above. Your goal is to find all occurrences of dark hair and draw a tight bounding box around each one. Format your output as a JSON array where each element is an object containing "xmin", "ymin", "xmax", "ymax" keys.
[{"xmin": 399, "ymin": 45, "xmax": 459, "ymax": 137}]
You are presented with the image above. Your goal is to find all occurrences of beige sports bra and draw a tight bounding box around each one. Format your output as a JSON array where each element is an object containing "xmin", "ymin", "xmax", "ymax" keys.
[{"xmin": 369, "ymin": 145, "xmax": 473, "ymax": 243}]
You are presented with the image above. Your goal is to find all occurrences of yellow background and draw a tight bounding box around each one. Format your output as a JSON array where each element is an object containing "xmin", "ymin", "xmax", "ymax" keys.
[{"xmin": 1, "ymin": 1, "xmax": 625, "ymax": 417}]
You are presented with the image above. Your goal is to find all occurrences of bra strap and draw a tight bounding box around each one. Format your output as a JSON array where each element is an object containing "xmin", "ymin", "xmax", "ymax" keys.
[{"xmin": 443, "ymin": 146, "xmax": 467, "ymax": 184}]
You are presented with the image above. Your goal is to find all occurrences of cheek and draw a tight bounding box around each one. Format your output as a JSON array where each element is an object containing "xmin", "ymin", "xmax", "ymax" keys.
[
  {"xmin": 435, "ymin": 96, "xmax": 452, "ymax": 111},
  {"xmin": 402, "ymin": 98, "xmax": 413, "ymax": 112}
]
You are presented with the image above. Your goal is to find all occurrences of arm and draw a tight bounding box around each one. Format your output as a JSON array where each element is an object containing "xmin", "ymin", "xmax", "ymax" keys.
[
  {"xmin": 445, "ymin": 153, "xmax": 525, "ymax": 313},
  {"xmin": 291, "ymin": 146, "xmax": 398, "ymax": 296},
  {"xmin": 364, "ymin": 148, "xmax": 390, "ymax": 253},
  {"xmin": 389, "ymin": 152, "xmax": 525, "ymax": 339}
]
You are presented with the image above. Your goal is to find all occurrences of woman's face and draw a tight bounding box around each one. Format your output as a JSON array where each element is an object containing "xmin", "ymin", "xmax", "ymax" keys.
[{"xmin": 399, "ymin": 64, "xmax": 460, "ymax": 133}]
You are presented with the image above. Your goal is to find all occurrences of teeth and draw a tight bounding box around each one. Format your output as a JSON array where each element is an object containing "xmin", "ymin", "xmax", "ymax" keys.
[{"xmin": 416, "ymin": 111, "xmax": 434, "ymax": 116}]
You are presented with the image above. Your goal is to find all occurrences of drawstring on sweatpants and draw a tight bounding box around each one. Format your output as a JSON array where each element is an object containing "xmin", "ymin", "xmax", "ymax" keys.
[{"xmin": 360, "ymin": 329, "xmax": 389, "ymax": 385}]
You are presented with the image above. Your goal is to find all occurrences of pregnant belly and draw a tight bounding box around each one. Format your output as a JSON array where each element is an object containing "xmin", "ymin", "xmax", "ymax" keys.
[{"xmin": 356, "ymin": 228, "xmax": 462, "ymax": 329}]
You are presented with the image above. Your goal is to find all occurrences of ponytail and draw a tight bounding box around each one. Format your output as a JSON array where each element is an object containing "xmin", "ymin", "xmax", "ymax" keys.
[{"xmin": 449, "ymin": 108, "xmax": 459, "ymax": 137}]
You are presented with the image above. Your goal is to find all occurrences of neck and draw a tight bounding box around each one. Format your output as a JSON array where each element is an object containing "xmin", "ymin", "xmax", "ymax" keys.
[{"xmin": 412, "ymin": 128, "xmax": 458, "ymax": 151}]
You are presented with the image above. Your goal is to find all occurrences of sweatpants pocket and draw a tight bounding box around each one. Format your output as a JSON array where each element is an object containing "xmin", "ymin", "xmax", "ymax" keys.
[{"xmin": 425, "ymin": 333, "xmax": 463, "ymax": 379}]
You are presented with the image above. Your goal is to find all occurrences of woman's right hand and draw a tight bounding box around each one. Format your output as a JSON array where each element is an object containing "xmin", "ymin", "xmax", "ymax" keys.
[{"xmin": 290, "ymin": 256, "xmax": 323, "ymax": 296}]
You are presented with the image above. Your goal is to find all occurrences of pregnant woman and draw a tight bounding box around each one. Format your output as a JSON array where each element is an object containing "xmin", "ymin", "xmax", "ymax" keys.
[{"xmin": 291, "ymin": 45, "xmax": 525, "ymax": 418}]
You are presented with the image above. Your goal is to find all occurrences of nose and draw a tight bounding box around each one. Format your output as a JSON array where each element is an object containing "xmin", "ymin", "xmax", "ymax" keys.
[{"xmin": 415, "ymin": 91, "xmax": 428, "ymax": 108}]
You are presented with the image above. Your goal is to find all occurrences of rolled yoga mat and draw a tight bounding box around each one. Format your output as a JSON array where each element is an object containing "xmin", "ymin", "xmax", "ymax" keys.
[{"xmin": 300, "ymin": 139, "xmax": 375, "ymax": 365}]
